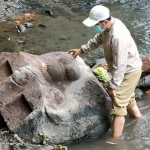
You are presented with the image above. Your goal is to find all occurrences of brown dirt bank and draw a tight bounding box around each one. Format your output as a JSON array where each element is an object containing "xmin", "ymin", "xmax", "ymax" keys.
[{"xmin": 0, "ymin": 0, "xmax": 107, "ymax": 66}]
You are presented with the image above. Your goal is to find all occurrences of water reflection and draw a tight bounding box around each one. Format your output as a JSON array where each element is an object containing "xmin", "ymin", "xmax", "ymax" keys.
[
  {"xmin": 106, "ymin": 0, "xmax": 150, "ymax": 55},
  {"xmin": 77, "ymin": 0, "xmax": 150, "ymax": 65},
  {"xmin": 68, "ymin": 138, "xmax": 129, "ymax": 150},
  {"xmin": 68, "ymin": 132, "xmax": 149, "ymax": 150},
  {"xmin": 68, "ymin": 93, "xmax": 150, "ymax": 150}
]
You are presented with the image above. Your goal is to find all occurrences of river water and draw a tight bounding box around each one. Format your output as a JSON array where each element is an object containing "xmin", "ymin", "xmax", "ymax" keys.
[
  {"xmin": 68, "ymin": 96, "xmax": 150, "ymax": 150},
  {"xmin": 0, "ymin": 0, "xmax": 150, "ymax": 149}
]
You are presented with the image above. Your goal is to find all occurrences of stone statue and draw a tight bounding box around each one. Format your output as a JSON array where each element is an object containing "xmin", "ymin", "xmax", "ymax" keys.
[{"xmin": 0, "ymin": 51, "xmax": 111, "ymax": 144}]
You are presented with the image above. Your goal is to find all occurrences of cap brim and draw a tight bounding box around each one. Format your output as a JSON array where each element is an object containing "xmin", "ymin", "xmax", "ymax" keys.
[{"xmin": 82, "ymin": 17, "xmax": 99, "ymax": 27}]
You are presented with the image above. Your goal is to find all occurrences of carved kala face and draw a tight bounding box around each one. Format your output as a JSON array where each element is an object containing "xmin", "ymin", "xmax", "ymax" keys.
[
  {"xmin": 12, "ymin": 66, "xmax": 34, "ymax": 86},
  {"xmin": 0, "ymin": 52, "xmax": 111, "ymax": 144}
]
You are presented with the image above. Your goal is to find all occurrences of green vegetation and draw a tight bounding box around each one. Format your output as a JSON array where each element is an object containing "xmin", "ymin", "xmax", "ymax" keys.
[
  {"xmin": 39, "ymin": 132, "xmax": 49, "ymax": 145},
  {"xmin": 93, "ymin": 66, "xmax": 110, "ymax": 83}
]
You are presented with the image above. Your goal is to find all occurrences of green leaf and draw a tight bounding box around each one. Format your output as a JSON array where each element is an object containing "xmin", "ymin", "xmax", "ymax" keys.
[
  {"xmin": 46, "ymin": 138, "xmax": 49, "ymax": 141},
  {"xmin": 43, "ymin": 140, "xmax": 46, "ymax": 145},
  {"xmin": 93, "ymin": 67, "xmax": 110, "ymax": 83}
]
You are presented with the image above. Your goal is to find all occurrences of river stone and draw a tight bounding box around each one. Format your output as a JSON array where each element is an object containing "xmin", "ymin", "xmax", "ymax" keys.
[
  {"xmin": 134, "ymin": 88, "xmax": 144, "ymax": 99},
  {"xmin": 137, "ymin": 75, "xmax": 150, "ymax": 88},
  {"xmin": 0, "ymin": 51, "xmax": 111, "ymax": 144},
  {"xmin": 140, "ymin": 54, "xmax": 150, "ymax": 73}
]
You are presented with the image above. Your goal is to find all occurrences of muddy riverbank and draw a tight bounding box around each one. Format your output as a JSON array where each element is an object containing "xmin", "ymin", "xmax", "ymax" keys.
[{"xmin": 0, "ymin": 0, "xmax": 103, "ymax": 66}]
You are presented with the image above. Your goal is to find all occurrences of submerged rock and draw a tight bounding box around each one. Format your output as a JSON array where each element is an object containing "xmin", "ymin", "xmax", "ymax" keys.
[{"xmin": 0, "ymin": 51, "xmax": 111, "ymax": 144}]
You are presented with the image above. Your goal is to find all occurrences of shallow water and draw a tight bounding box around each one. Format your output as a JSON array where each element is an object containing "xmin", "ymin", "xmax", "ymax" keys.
[
  {"xmin": 68, "ymin": 94, "xmax": 150, "ymax": 150},
  {"xmin": 1, "ymin": 0, "xmax": 150, "ymax": 66}
]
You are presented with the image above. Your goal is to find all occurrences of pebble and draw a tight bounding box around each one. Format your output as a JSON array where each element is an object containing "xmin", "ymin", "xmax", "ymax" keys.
[
  {"xmin": 24, "ymin": 22, "xmax": 33, "ymax": 27},
  {"xmin": 15, "ymin": 24, "xmax": 26, "ymax": 33}
]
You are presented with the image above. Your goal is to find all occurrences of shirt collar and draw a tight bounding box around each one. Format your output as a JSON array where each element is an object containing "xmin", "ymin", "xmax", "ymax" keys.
[{"xmin": 104, "ymin": 17, "xmax": 114, "ymax": 32}]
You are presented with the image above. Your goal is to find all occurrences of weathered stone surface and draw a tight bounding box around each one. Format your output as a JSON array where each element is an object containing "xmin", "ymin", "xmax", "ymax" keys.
[{"xmin": 0, "ymin": 51, "xmax": 111, "ymax": 144}]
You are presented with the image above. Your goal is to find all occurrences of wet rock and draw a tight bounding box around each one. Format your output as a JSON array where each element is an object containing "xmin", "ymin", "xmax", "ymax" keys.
[
  {"xmin": 38, "ymin": 24, "xmax": 46, "ymax": 28},
  {"xmin": 15, "ymin": 24, "xmax": 26, "ymax": 32},
  {"xmin": 140, "ymin": 54, "xmax": 150, "ymax": 73},
  {"xmin": 134, "ymin": 88, "xmax": 144, "ymax": 99},
  {"xmin": 137, "ymin": 75, "xmax": 150, "ymax": 88},
  {"xmin": 44, "ymin": 10, "xmax": 55, "ymax": 17},
  {"xmin": 24, "ymin": 22, "xmax": 33, "ymax": 27},
  {"xmin": 0, "ymin": 51, "xmax": 111, "ymax": 144}
]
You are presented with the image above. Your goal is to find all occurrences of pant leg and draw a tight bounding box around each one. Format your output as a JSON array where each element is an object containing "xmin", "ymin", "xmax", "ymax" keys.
[{"xmin": 110, "ymin": 68, "xmax": 142, "ymax": 116}]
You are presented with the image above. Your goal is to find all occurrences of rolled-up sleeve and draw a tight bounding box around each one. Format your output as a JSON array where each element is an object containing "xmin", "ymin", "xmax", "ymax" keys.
[
  {"xmin": 109, "ymin": 37, "xmax": 128, "ymax": 89},
  {"xmin": 80, "ymin": 33, "xmax": 103, "ymax": 53}
]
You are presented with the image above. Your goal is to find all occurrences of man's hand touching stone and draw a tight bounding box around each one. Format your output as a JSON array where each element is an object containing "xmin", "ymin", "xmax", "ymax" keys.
[{"xmin": 67, "ymin": 49, "xmax": 81, "ymax": 59}]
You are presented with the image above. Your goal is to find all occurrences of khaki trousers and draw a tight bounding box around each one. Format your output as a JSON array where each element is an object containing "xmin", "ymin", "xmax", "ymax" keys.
[{"xmin": 110, "ymin": 68, "xmax": 142, "ymax": 116}]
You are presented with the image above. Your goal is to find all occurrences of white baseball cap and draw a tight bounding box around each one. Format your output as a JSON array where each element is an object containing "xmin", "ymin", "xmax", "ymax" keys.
[{"xmin": 83, "ymin": 5, "xmax": 110, "ymax": 27}]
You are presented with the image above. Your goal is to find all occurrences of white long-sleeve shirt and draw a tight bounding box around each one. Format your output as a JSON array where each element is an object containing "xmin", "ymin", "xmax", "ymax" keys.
[{"xmin": 80, "ymin": 17, "xmax": 142, "ymax": 89}]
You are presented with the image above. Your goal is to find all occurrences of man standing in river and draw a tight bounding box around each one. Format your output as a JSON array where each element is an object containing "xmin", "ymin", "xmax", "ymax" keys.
[{"xmin": 68, "ymin": 5, "xmax": 143, "ymax": 139}]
